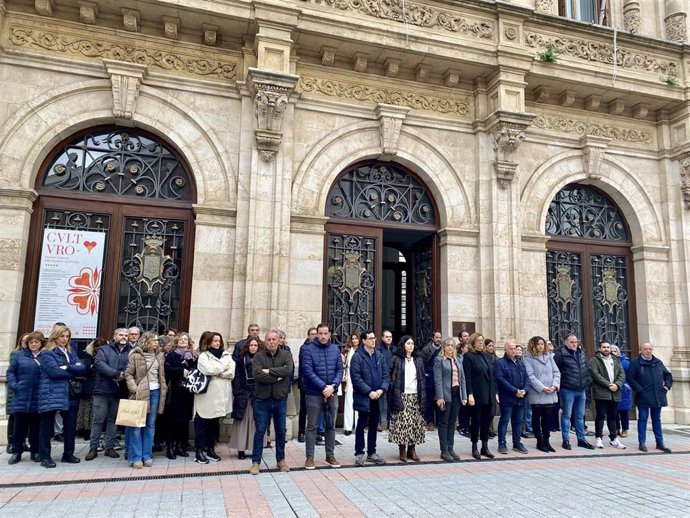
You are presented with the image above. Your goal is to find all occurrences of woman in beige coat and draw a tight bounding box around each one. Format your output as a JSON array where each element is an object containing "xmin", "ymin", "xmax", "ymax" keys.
[
  {"xmin": 125, "ymin": 331, "xmax": 166, "ymax": 468},
  {"xmin": 193, "ymin": 331, "xmax": 235, "ymax": 464}
]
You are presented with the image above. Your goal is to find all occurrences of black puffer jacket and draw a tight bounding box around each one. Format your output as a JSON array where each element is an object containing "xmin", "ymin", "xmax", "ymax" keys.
[
  {"xmin": 554, "ymin": 345, "xmax": 591, "ymax": 391},
  {"xmin": 389, "ymin": 355, "xmax": 426, "ymax": 414},
  {"xmin": 231, "ymin": 353, "xmax": 256, "ymax": 420}
]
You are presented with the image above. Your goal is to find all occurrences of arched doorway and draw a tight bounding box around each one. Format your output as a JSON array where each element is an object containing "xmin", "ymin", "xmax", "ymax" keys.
[
  {"xmin": 323, "ymin": 162, "xmax": 439, "ymax": 346},
  {"xmin": 19, "ymin": 126, "xmax": 196, "ymax": 349},
  {"xmin": 545, "ymin": 184, "xmax": 637, "ymax": 357}
]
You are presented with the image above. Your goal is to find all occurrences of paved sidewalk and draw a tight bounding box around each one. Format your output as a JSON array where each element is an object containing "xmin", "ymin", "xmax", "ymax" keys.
[{"xmin": 0, "ymin": 422, "xmax": 688, "ymax": 517}]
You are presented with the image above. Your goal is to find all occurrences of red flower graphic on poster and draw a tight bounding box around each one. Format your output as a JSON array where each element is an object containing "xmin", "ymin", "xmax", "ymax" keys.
[{"xmin": 66, "ymin": 267, "xmax": 101, "ymax": 316}]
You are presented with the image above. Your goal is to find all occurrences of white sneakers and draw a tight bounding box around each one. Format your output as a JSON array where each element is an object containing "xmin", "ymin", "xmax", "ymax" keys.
[
  {"xmin": 595, "ymin": 438, "xmax": 604, "ymax": 449},
  {"xmin": 610, "ymin": 439, "xmax": 627, "ymax": 449}
]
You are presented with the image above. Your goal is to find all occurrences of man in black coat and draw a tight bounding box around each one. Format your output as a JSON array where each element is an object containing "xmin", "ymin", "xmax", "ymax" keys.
[{"xmin": 628, "ymin": 342, "xmax": 673, "ymax": 453}]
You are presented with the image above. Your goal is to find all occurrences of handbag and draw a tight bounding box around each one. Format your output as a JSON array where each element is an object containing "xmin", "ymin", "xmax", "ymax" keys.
[
  {"xmin": 115, "ymin": 398, "xmax": 147, "ymax": 427},
  {"xmin": 68, "ymin": 379, "xmax": 84, "ymax": 397},
  {"xmin": 181, "ymin": 368, "xmax": 210, "ymax": 394}
]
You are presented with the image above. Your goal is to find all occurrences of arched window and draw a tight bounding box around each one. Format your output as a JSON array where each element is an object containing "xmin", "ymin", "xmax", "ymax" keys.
[{"xmin": 545, "ymin": 184, "xmax": 635, "ymax": 356}]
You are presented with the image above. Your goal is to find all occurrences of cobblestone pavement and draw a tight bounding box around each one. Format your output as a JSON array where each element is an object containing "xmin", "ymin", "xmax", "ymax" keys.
[{"xmin": 0, "ymin": 422, "xmax": 688, "ymax": 517}]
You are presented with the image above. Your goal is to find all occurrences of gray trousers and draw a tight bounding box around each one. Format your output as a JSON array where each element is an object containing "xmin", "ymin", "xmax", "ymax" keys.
[
  {"xmin": 305, "ymin": 394, "xmax": 338, "ymax": 458},
  {"xmin": 89, "ymin": 395, "xmax": 119, "ymax": 450}
]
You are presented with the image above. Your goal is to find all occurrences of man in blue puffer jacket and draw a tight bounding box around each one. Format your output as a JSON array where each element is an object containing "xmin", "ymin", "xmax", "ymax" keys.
[{"xmin": 300, "ymin": 323, "xmax": 343, "ymax": 470}]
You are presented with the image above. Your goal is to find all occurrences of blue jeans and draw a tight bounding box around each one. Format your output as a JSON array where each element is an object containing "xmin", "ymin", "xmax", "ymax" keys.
[
  {"xmin": 252, "ymin": 398, "xmax": 287, "ymax": 464},
  {"xmin": 498, "ymin": 403, "xmax": 524, "ymax": 447},
  {"xmin": 523, "ymin": 401, "xmax": 533, "ymax": 433},
  {"xmin": 560, "ymin": 388, "xmax": 586, "ymax": 442},
  {"xmin": 637, "ymin": 406, "xmax": 664, "ymax": 446},
  {"xmin": 126, "ymin": 389, "xmax": 159, "ymax": 463}
]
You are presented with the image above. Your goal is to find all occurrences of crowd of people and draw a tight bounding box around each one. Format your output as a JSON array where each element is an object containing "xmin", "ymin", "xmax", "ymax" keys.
[{"xmin": 4, "ymin": 321, "xmax": 674, "ymax": 472}]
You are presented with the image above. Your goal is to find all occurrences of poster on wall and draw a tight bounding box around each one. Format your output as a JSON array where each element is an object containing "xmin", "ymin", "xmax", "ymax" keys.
[{"xmin": 34, "ymin": 228, "xmax": 106, "ymax": 338}]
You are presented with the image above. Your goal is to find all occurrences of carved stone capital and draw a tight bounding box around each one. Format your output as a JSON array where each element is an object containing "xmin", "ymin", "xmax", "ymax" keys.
[
  {"xmin": 163, "ymin": 17, "xmax": 180, "ymax": 40},
  {"xmin": 122, "ymin": 9, "xmax": 140, "ymax": 32},
  {"xmin": 623, "ymin": 1, "xmax": 641, "ymax": 34},
  {"xmin": 103, "ymin": 59, "xmax": 147, "ymax": 120},
  {"xmin": 486, "ymin": 111, "xmax": 535, "ymax": 189},
  {"xmin": 202, "ymin": 24, "xmax": 218, "ymax": 46},
  {"xmin": 78, "ymin": 1, "xmax": 98, "ymax": 24},
  {"xmin": 580, "ymin": 135, "xmax": 610, "ymax": 180},
  {"xmin": 35, "ymin": 0, "xmax": 54, "ymax": 17},
  {"xmin": 665, "ymin": 13, "xmax": 688, "ymax": 43},
  {"xmin": 321, "ymin": 46, "xmax": 336, "ymax": 67},
  {"xmin": 385, "ymin": 58, "xmax": 401, "ymax": 78},
  {"xmin": 353, "ymin": 52, "xmax": 368, "ymax": 73},
  {"xmin": 375, "ymin": 104, "xmax": 410, "ymax": 158},
  {"xmin": 444, "ymin": 69, "xmax": 460, "ymax": 88},
  {"xmin": 674, "ymin": 150, "xmax": 690, "ymax": 210},
  {"xmin": 534, "ymin": 0, "xmax": 557, "ymax": 15},
  {"xmin": 415, "ymin": 64, "xmax": 432, "ymax": 83},
  {"xmin": 247, "ymin": 68, "xmax": 299, "ymax": 161}
]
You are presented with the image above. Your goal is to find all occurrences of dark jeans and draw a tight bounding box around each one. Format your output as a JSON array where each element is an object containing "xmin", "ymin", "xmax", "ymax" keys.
[
  {"xmin": 616, "ymin": 410, "xmax": 629, "ymax": 432},
  {"xmin": 548, "ymin": 402, "xmax": 560, "ymax": 430},
  {"xmin": 469, "ymin": 403, "xmax": 492, "ymax": 444},
  {"xmin": 252, "ymin": 398, "xmax": 287, "ymax": 464},
  {"xmin": 498, "ymin": 403, "xmax": 524, "ymax": 447},
  {"xmin": 438, "ymin": 388, "xmax": 461, "ymax": 454},
  {"xmin": 355, "ymin": 398, "xmax": 380, "ymax": 456},
  {"xmin": 637, "ymin": 406, "xmax": 664, "ymax": 446},
  {"xmin": 39, "ymin": 403, "xmax": 77, "ymax": 460},
  {"xmin": 298, "ymin": 389, "xmax": 307, "ymax": 435},
  {"xmin": 193, "ymin": 414, "xmax": 219, "ymax": 451},
  {"xmin": 166, "ymin": 417, "xmax": 190, "ymax": 446},
  {"xmin": 7, "ymin": 413, "xmax": 15, "ymax": 446},
  {"xmin": 531, "ymin": 404, "xmax": 554, "ymax": 444},
  {"xmin": 89, "ymin": 395, "xmax": 119, "ymax": 450},
  {"xmin": 594, "ymin": 399, "xmax": 619, "ymax": 440},
  {"xmin": 12, "ymin": 412, "xmax": 40, "ymax": 454},
  {"xmin": 306, "ymin": 394, "xmax": 337, "ymax": 458},
  {"xmin": 458, "ymin": 403, "xmax": 470, "ymax": 432}
]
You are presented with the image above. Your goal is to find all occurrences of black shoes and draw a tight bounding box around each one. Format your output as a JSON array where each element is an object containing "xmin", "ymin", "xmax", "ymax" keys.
[
  {"xmin": 471, "ymin": 445, "xmax": 481, "ymax": 460},
  {"xmin": 85, "ymin": 449, "xmax": 98, "ymax": 461},
  {"xmin": 316, "ymin": 435, "xmax": 325, "ymax": 445},
  {"xmin": 440, "ymin": 452, "xmax": 454, "ymax": 462},
  {"xmin": 521, "ymin": 431, "xmax": 534, "ymax": 439},
  {"xmin": 61, "ymin": 454, "xmax": 81, "ymax": 464},
  {"xmin": 31, "ymin": 453, "xmax": 41, "ymax": 462},
  {"xmin": 639, "ymin": 444, "xmax": 648, "ymax": 452},
  {"xmin": 343, "ymin": 431, "xmax": 352, "ymax": 436},
  {"xmin": 41, "ymin": 458, "xmax": 56, "ymax": 468},
  {"xmin": 546, "ymin": 441, "xmax": 556, "ymax": 453},
  {"xmin": 8, "ymin": 453, "xmax": 21, "ymax": 465},
  {"xmin": 498, "ymin": 443, "xmax": 508, "ymax": 454},
  {"xmin": 238, "ymin": 451, "xmax": 246, "ymax": 460},
  {"xmin": 206, "ymin": 449, "xmax": 221, "ymax": 462},
  {"xmin": 480, "ymin": 445, "xmax": 495, "ymax": 459},
  {"xmin": 577, "ymin": 440, "xmax": 595, "ymax": 450},
  {"xmin": 104, "ymin": 448, "xmax": 120, "ymax": 459},
  {"xmin": 656, "ymin": 444, "xmax": 672, "ymax": 453},
  {"xmin": 166, "ymin": 447, "xmax": 176, "ymax": 460},
  {"xmin": 194, "ymin": 450, "xmax": 209, "ymax": 464},
  {"xmin": 174, "ymin": 444, "xmax": 189, "ymax": 457},
  {"xmin": 562, "ymin": 441, "xmax": 572, "ymax": 450},
  {"xmin": 297, "ymin": 433, "xmax": 306, "ymax": 443},
  {"xmin": 513, "ymin": 444, "xmax": 528, "ymax": 454}
]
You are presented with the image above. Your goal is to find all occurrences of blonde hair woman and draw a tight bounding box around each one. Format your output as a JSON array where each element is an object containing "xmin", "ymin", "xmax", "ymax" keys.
[
  {"xmin": 433, "ymin": 338, "xmax": 467, "ymax": 462},
  {"xmin": 125, "ymin": 331, "xmax": 167, "ymax": 468},
  {"xmin": 463, "ymin": 332, "xmax": 497, "ymax": 460}
]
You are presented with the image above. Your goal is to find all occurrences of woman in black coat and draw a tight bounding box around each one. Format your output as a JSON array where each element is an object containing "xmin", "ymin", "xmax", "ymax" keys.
[
  {"xmin": 163, "ymin": 332, "xmax": 197, "ymax": 459},
  {"xmin": 387, "ymin": 336, "xmax": 426, "ymax": 462},
  {"xmin": 463, "ymin": 332, "xmax": 497, "ymax": 460},
  {"xmin": 229, "ymin": 337, "xmax": 263, "ymax": 459}
]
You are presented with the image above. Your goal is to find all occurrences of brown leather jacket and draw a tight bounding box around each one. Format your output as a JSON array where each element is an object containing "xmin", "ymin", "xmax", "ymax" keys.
[{"xmin": 126, "ymin": 349, "xmax": 167, "ymax": 414}]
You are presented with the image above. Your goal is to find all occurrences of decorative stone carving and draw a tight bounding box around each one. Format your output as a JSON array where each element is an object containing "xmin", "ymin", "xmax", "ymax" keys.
[
  {"xmin": 665, "ymin": 13, "xmax": 688, "ymax": 43},
  {"xmin": 585, "ymin": 95, "xmax": 601, "ymax": 111},
  {"xmin": 78, "ymin": 1, "xmax": 98, "ymax": 25},
  {"xmin": 163, "ymin": 17, "xmax": 180, "ymax": 40},
  {"xmin": 8, "ymin": 27, "xmax": 237, "ymax": 79},
  {"xmin": 487, "ymin": 111, "xmax": 535, "ymax": 189},
  {"xmin": 534, "ymin": 86, "xmax": 550, "ymax": 103},
  {"xmin": 632, "ymin": 103, "xmax": 648, "ymax": 119},
  {"xmin": 321, "ymin": 47, "xmax": 336, "ymax": 67},
  {"xmin": 533, "ymin": 115, "xmax": 653, "ymax": 144},
  {"xmin": 299, "ymin": 77, "xmax": 472, "ymax": 117},
  {"xmin": 122, "ymin": 9, "xmax": 140, "ymax": 32},
  {"xmin": 103, "ymin": 60, "xmax": 147, "ymax": 120},
  {"xmin": 35, "ymin": 0, "xmax": 54, "ymax": 17},
  {"xmin": 298, "ymin": 0, "xmax": 495, "ymax": 39},
  {"xmin": 525, "ymin": 33, "xmax": 679, "ymax": 76},
  {"xmin": 202, "ymin": 24, "xmax": 218, "ymax": 46},
  {"xmin": 534, "ymin": 0, "xmax": 556, "ymax": 15},
  {"xmin": 444, "ymin": 69, "xmax": 460, "ymax": 88},
  {"xmin": 623, "ymin": 1, "xmax": 641, "ymax": 34},
  {"xmin": 415, "ymin": 64, "xmax": 432, "ymax": 83},
  {"xmin": 677, "ymin": 152, "xmax": 690, "ymax": 209},
  {"xmin": 353, "ymin": 52, "xmax": 368, "ymax": 72},
  {"xmin": 248, "ymin": 68, "xmax": 298, "ymax": 161},
  {"xmin": 375, "ymin": 104, "xmax": 410, "ymax": 157},
  {"xmin": 580, "ymin": 135, "xmax": 610, "ymax": 180},
  {"xmin": 385, "ymin": 59, "xmax": 400, "ymax": 78},
  {"xmin": 504, "ymin": 25, "xmax": 518, "ymax": 41},
  {"xmin": 608, "ymin": 99, "xmax": 625, "ymax": 115},
  {"xmin": 560, "ymin": 90, "xmax": 575, "ymax": 107}
]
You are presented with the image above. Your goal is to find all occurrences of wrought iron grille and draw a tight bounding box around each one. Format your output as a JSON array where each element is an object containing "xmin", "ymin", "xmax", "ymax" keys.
[
  {"xmin": 326, "ymin": 234, "xmax": 376, "ymax": 346},
  {"xmin": 43, "ymin": 129, "xmax": 192, "ymax": 201},
  {"xmin": 118, "ymin": 217, "xmax": 185, "ymax": 334},
  {"xmin": 414, "ymin": 247, "xmax": 433, "ymax": 349},
  {"xmin": 326, "ymin": 164, "xmax": 436, "ymax": 225},
  {"xmin": 590, "ymin": 254, "xmax": 631, "ymax": 357},
  {"xmin": 546, "ymin": 250, "xmax": 584, "ymax": 346},
  {"xmin": 545, "ymin": 185, "xmax": 627, "ymax": 241}
]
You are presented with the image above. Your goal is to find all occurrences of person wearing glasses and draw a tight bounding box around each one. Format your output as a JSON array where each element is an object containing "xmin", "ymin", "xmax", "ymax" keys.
[{"xmin": 350, "ymin": 331, "xmax": 390, "ymax": 466}]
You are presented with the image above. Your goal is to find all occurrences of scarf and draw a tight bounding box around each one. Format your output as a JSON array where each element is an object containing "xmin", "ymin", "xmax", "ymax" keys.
[
  {"xmin": 175, "ymin": 348, "xmax": 195, "ymax": 362},
  {"xmin": 208, "ymin": 347, "xmax": 224, "ymax": 359}
]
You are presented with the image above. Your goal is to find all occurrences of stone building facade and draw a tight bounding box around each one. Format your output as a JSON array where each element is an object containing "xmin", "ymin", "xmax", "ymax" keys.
[{"xmin": 0, "ymin": 0, "xmax": 689, "ymax": 441}]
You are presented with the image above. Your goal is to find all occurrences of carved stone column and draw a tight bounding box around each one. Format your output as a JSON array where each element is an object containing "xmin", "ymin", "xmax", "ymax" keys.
[
  {"xmin": 623, "ymin": 1, "xmax": 641, "ymax": 34},
  {"xmin": 247, "ymin": 68, "xmax": 298, "ymax": 162},
  {"xmin": 103, "ymin": 60, "xmax": 147, "ymax": 120},
  {"xmin": 534, "ymin": 0, "xmax": 557, "ymax": 15},
  {"xmin": 375, "ymin": 103, "xmax": 410, "ymax": 159},
  {"xmin": 580, "ymin": 135, "xmax": 610, "ymax": 180},
  {"xmin": 676, "ymin": 152, "xmax": 690, "ymax": 210},
  {"xmin": 487, "ymin": 110, "xmax": 535, "ymax": 189},
  {"xmin": 666, "ymin": 12, "xmax": 688, "ymax": 43}
]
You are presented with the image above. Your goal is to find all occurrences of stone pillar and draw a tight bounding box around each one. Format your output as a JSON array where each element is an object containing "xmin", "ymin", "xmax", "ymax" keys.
[
  {"xmin": 534, "ymin": 0, "xmax": 557, "ymax": 15},
  {"xmin": 665, "ymin": 0, "xmax": 688, "ymax": 42},
  {"xmin": 0, "ymin": 188, "xmax": 36, "ymax": 444},
  {"xmin": 623, "ymin": 1, "xmax": 641, "ymax": 34}
]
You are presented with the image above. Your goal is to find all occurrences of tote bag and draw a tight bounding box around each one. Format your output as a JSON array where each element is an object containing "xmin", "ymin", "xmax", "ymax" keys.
[{"xmin": 115, "ymin": 399, "xmax": 147, "ymax": 427}]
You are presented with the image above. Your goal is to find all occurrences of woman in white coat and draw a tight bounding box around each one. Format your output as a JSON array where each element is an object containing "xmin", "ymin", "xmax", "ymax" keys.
[
  {"xmin": 193, "ymin": 332, "xmax": 235, "ymax": 464},
  {"xmin": 342, "ymin": 333, "xmax": 360, "ymax": 435}
]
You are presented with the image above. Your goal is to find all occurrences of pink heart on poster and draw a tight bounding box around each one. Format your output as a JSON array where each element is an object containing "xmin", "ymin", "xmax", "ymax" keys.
[{"xmin": 83, "ymin": 241, "xmax": 97, "ymax": 253}]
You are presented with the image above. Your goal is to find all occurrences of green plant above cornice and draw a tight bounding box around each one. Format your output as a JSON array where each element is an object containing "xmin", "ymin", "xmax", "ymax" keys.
[{"xmin": 537, "ymin": 45, "xmax": 557, "ymax": 63}]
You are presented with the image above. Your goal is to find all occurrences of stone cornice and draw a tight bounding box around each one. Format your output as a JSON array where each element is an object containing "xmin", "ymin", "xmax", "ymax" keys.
[
  {"xmin": 193, "ymin": 205, "xmax": 237, "ymax": 227},
  {"xmin": 290, "ymin": 214, "xmax": 328, "ymax": 235},
  {"xmin": 630, "ymin": 244, "xmax": 671, "ymax": 262},
  {"xmin": 437, "ymin": 227, "xmax": 479, "ymax": 247},
  {"xmin": 532, "ymin": 112, "xmax": 655, "ymax": 146}
]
